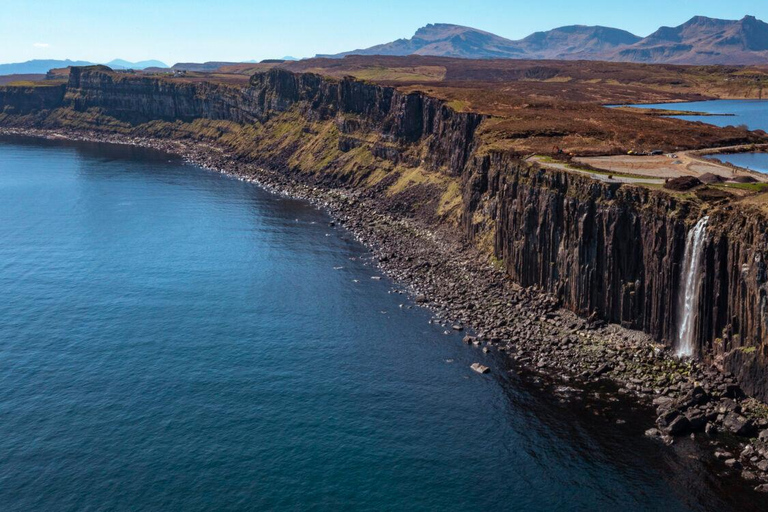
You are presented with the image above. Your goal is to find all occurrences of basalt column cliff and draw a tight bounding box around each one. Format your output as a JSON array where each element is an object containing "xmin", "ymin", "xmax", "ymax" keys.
[{"xmin": 2, "ymin": 66, "xmax": 768, "ymax": 398}]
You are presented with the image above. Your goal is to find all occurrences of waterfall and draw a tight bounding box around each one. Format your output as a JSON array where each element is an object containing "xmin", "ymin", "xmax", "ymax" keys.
[{"xmin": 675, "ymin": 216, "xmax": 709, "ymax": 358}]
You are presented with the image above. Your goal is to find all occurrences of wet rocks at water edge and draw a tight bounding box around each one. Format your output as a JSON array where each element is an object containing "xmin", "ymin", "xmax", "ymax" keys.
[
  {"xmin": 723, "ymin": 412, "xmax": 756, "ymax": 437},
  {"xmin": 7, "ymin": 126, "xmax": 768, "ymax": 491}
]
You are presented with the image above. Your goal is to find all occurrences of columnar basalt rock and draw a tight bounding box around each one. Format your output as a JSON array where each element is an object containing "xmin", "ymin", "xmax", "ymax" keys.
[
  {"xmin": 2, "ymin": 66, "xmax": 768, "ymax": 400},
  {"xmin": 461, "ymin": 155, "xmax": 768, "ymax": 399},
  {"xmin": 0, "ymin": 84, "xmax": 65, "ymax": 115}
]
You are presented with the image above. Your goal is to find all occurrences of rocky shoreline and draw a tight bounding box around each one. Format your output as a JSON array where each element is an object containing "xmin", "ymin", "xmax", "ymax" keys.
[{"xmin": 4, "ymin": 126, "xmax": 768, "ymax": 492}]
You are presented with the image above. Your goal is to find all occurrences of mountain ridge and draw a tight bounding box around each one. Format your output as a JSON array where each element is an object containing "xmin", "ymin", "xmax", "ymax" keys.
[
  {"xmin": 318, "ymin": 15, "xmax": 768, "ymax": 65},
  {"xmin": 0, "ymin": 59, "xmax": 169, "ymax": 76}
]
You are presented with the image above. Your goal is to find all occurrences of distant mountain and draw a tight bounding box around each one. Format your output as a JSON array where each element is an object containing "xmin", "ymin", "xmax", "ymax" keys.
[
  {"xmin": 613, "ymin": 15, "xmax": 768, "ymax": 64},
  {"xmin": 319, "ymin": 15, "xmax": 768, "ymax": 65},
  {"xmin": 106, "ymin": 59, "xmax": 168, "ymax": 70},
  {"xmin": 0, "ymin": 58, "xmax": 168, "ymax": 76},
  {"xmin": 0, "ymin": 59, "xmax": 93, "ymax": 76},
  {"xmin": 171, "ymin": 62, "xmax": 241, "ymax": 72},
  {"xmin": 516, "ymin": 26, "xmax": 641, "ymax": 59},
  {"xmin": 319, "ymin": 24, "xmax": 530, "ymax": 59}
]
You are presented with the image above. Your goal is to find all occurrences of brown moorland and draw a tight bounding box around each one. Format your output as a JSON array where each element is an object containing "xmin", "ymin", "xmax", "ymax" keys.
[
  {"xmin": 30, "ymin": 56, "xmax": 768, "ymax": 154},
  {"xmin": 275, "ymin": 56, "xmax": 768, "ymax": 154}
]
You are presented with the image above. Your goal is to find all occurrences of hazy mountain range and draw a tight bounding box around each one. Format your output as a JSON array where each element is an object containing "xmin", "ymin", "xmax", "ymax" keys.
[
  {"xmin": 320, "ymin": 15, "xmax": 768, "ymax": 65},
  {"xmin": 4, "ymin": 15, "xmax": 768, "ymax": 77},
  {"xmin": 0, "ymin": 59, "xmax": 168, "ymax": 76},
  {"xmin": 0, "ymin": 57, "xmax": 302, "ymax": 76}
]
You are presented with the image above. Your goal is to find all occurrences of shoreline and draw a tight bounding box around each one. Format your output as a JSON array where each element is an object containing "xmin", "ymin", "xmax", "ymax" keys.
[{"xmin": 4, "ymin": 126, "xmax": 768, "ymax": 492}]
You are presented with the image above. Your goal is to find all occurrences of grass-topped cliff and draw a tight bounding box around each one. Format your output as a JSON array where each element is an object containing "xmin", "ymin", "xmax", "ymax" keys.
[{"xmin": 3, "ymin": 64, "xmax": 768, "ymax": 400}]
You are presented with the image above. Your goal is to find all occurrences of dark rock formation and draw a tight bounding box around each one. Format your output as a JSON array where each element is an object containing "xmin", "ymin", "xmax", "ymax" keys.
[
  {"xmin": 699, "ymin": 172, "xmax": 725, "ymax": 184},
  {"xmin": 462, "ymin": 152, "xmax": 768, "ymax": 399},
  {"xmin": 664, "ymin": 176, "xmax": 702, "ymax": 191},
  {"xmin": 2, "ymin": 66, "xmax": 768, "ymax": 401},
  {"xmin": 0, "ymin": 84, "xmax": 65, "ymax": 116}
]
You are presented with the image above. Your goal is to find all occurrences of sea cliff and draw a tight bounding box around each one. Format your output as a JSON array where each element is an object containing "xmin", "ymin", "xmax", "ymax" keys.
[{"xmin": 2, "ymin": 66, "xmax": 768, "ymax": 404}]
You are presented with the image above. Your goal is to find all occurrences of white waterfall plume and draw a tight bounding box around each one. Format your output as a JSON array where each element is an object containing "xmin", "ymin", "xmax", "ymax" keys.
[{"xmin": 675, "ymin": 216, "xmax": 709, "ymax": 358}]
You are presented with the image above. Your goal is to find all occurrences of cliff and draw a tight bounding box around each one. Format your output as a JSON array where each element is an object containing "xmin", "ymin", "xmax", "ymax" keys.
[
  {"xmin": 1, "ymin": 67, "xmax": 768, "ymax": 399},
  {"xmin": 0, "ymin": 84, "xmax": 65, "ymax": 116},
  {"xmin": 461, "ymin": 154, "xmax": 768, "ymax": 398}
]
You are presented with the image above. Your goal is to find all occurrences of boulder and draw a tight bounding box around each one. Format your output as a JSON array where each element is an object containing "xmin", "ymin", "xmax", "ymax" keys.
[
  {"xmin": 679, "ymin": 385, "xmax": 709, "ymax": 409},
  {"xmin": 657, "ymin": 409, "xmax": 680, "ymax": 428},
  {"xmin": 664, "ymin": 176, "xmax": 701, "ymax": 191},
  {"xmin": 698, "ymin": 172, "xmax": 724, "ymax": 184},
  {"xmin": 685, "ymin": 410, "xmax": 707, "ymax": 431},
  {"xmin": 665, "ymin": 415, "xmax": 691, "ymax": 436},
  {"xmin": 723, "ymin": 412, "xmax": 756, "ymax": 436},
  {"xmin": 716, "ymin": 398, "xmax": 740, "ymax": 414},
  {"xmin": 695, "ymin": 187, "xmax": 732, "ymax": 203},
  {"xmin": 743, "ymin": 470, "xmax": 758, "ymax": 481},
  {"xmin": 645, "ymin": 428, "xmax": 662, "ymax": 438},
  {"xmin": 722, "ymin": 384, "xmax": 745, "ymax": 399},
  {"xmin": 593, "ymin": 362, "xmax": 612, "ymax": 377}
]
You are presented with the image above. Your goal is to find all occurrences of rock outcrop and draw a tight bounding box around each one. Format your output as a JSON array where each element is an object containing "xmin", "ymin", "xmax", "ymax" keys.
[
  {"xmin": 0, "ymin": 84, "xmax": 65, "ymax": 116},
  {"xmin": 462, "ymin": 152, "xmax": 768, "ymax": 399},
  {"xmin": 2, "ymin": 66, "xmax": 768, "ymax": 400}
]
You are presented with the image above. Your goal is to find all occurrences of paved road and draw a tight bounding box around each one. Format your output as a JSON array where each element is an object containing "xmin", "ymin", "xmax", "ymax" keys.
[{"xmin": 527, "ymin": 156, "xmax": 665, "ymax": 185}]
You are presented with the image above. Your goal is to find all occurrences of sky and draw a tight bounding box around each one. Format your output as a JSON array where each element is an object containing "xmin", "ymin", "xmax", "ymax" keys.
[{"xmin": 2, "ymin": 0, "xmax": 768, "ymax": 65}]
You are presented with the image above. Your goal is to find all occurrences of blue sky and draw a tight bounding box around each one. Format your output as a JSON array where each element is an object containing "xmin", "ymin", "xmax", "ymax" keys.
[{"xmin": 2, "ymin": 0, "xmax": 767, "ymax": 65}]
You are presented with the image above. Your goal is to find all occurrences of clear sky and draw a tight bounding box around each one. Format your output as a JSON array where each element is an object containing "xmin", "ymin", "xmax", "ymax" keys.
[{"xmin": 2, "ymin": 0, "xmax": 768, "ymax": 65}]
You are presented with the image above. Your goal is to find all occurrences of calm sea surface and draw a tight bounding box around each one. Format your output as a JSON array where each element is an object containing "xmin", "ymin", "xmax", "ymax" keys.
[
  {"xmin": 630, "ymin": 99, "xmax": 768, "ymax": 131},
  {"xmin": 622, "ymin": 99, "xmax": 768, "ymax": 173},
  {"xmin": 0, "ymin": 135, "xmax": 761, "ymax": 511}
]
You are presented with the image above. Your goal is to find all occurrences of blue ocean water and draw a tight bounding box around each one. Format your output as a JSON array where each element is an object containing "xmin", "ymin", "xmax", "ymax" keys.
[
  {"xmin": 715, "ymin": 152, "xmax": 768, "ymax": 174},
  {"xmin": 0, "ymin": 136, "xmax": 759, "ymax": 511},
  {"xmin": 623, "ymin": 99, "xmax": 768, "ymax": 131},
  {"xmin": 619, "ymin": 99, "xmax": 768, "ymax": 174}
]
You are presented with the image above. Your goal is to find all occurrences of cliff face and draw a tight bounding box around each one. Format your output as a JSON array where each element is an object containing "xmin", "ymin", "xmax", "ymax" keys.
[
  {"xmin": 246, "ymin": 69, "xmax": 484, "ymax": 173},
  {"xmin": 466, "ymin": 155, "xmax": 691, "ymax": 339},
  {"xmin": 0, "ymin": 84, "xmax": 65, "ymax": 115},
  {"xmin": 65, "ymin": 67, "xmax": 262, "ymax": 124},
  {"xmin": 705, "ymin": 209, "xmax": 768, "ymax": 397},
  {"xmin": 2, "ymin": 67, "xmax": 768, "ymax": 399},
  {"xmin": 60, "ymin": 67, "xmax": 483, "ymax": 174},
  {"xmin": 461, "ymin": 153, "xmax": 768, "ymax": 398}
]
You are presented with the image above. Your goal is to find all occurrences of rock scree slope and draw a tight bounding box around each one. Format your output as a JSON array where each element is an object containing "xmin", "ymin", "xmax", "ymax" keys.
[{"xmin": 2, "ymin": 65, "xmax": 768, "ymax": 403}]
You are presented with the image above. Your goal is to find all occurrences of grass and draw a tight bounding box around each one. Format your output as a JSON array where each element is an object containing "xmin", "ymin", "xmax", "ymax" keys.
[
  {"xmin": 437, "ymin": 181, "xmax": 462, "ymax": 217},
  {"xmin": 308, "ymin": 65, "xmax": 446, "ymax": 83},
  {"xmin": 4, "ymin": 81, "xmax": 62, "ymax": 88},
  {"xmin": 533, "ymin": 155, "xmax": 658, "ymax": 181},
  {"xmin": 387, "ymin": 166, "xmax": 447, "ymax": 195},
  {"xmin": 716, "ymin": 182, "xmax": 768, "ymax": 193},
  {"xmin": 445, "ymin": 100, "xmax": 471, "ymax": 112}
]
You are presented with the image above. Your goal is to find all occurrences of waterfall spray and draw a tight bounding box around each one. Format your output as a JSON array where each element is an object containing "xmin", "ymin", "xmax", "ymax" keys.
[{"xmin": 675, "ymin": 216, "xmax": 709, "ymax": 358}]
